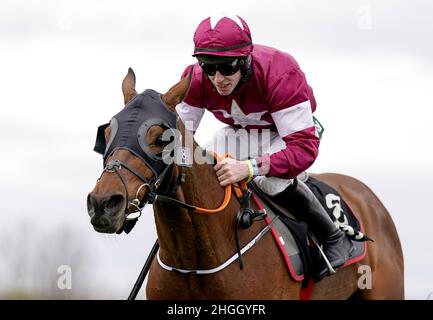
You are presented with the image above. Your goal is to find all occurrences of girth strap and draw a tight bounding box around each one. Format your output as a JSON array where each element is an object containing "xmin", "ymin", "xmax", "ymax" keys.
[{"xmin": 156, "ymin": 216, "xmax": 277, "ymax": 275}]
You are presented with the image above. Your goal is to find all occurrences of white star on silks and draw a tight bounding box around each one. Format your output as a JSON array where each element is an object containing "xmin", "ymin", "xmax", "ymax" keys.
[
  {"xmin": 214, "ymin": 100, "xmax": 271, "ymax": 128},
  {"xmin": 209, "ymin": 12, "xmax": 244, "ymax": 29}
]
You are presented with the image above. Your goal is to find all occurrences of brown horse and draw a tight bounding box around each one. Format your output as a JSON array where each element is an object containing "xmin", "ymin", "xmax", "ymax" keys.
[{"xmin": 87, "ymin": 69, "xmax": 404, "ymax": 299}]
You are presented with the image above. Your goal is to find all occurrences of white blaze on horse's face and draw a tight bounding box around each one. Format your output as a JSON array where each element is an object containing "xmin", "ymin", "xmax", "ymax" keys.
[{"xmin": 208, "ymin": 70, "xmax": 242, "ymax": 96}]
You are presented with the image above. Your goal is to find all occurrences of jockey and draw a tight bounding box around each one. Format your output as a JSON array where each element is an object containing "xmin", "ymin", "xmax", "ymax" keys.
[{"xmin": 175, "ymin": 14, "xmax": 351, "ymax": 278}]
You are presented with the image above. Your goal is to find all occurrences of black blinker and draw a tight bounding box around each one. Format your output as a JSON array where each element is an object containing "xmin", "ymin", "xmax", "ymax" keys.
[{"xmin": 94, "ymin": 123, "xmax": 109, "ymax": 155}]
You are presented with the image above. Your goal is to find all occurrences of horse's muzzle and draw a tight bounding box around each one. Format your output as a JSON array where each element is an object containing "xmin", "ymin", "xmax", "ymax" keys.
[{"xmin": 87, "ymin": 193, "xmax": 126, "ymax": 233}]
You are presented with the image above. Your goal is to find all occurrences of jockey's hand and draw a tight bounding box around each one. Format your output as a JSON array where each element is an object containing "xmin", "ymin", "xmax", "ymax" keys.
[{"xmin": 214, "ymin": 158, "xmax": 250, "ymax": 187}]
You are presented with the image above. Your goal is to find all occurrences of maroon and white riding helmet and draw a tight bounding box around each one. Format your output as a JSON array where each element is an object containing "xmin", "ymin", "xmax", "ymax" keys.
[{"xmin": 193, "ymin": 13, "xmax": 253, "ymax": 57}]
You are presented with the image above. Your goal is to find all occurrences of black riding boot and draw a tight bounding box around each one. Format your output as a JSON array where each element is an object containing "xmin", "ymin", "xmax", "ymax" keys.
[{"xmin": 274, "ymin": 178, "xmax": 352, "ymax": 279}]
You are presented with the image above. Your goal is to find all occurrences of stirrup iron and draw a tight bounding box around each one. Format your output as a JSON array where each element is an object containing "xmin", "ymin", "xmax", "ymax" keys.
[{"xmin": 309, "ymin": 232, "xmax": 337, "ymax": 275}]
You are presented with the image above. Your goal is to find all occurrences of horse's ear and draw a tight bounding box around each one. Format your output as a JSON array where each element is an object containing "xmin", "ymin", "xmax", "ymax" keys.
[
  {"xmin": 122, "ymin": 67, "xmax": 137, "ymax": 106},
  {"xmin": 161, "ymin": 73, "xmax": 192, "ymax": 112}
]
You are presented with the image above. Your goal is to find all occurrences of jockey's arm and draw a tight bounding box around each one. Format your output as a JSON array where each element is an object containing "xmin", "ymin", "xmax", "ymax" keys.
[
  {"xmin": 212, "ymin": 105, "xmax": 320, "ymax": 187},
  {"xmin": 254, "ymin": 67, "xmax": 319, "ymax": 180},
  {"xmin": 255, "ymin": 124, "xmax": 319, "ymax": 179}
]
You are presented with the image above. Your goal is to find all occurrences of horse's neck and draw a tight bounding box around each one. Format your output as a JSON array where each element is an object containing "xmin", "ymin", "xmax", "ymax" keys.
[{"xmin": 154, "ymin": 155, "xmax": 239, "ymax": 270}]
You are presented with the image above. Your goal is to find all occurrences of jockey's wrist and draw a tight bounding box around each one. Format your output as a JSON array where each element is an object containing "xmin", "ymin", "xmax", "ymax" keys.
[
  {"xmin": 250, "ymin": 158, "xmax": 259, "ymax": 176},
  {"xmin": 246, "ymin": 160, "xmax": 254, "ymax": 183}
]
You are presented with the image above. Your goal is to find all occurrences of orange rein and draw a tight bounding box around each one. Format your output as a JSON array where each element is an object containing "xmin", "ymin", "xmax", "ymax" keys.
[{"xmin": 193, "ymin": 153, "xmax": 247, "ymax": 214}]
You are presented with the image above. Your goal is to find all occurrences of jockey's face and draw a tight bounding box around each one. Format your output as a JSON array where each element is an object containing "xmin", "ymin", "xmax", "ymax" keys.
[{"xmin": 208, "ymin": 70, "xmax": 242, "ymax": 96}]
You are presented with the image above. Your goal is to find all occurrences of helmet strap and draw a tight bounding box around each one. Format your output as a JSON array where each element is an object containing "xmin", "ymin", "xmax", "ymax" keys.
[{"xmin": 240, "ymin": 55, "xmax": 252, "ymax": 83}]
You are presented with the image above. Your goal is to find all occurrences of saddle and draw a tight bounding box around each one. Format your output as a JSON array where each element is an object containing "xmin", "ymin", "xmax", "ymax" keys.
[{"xmin": 248, "ymin": 174, "xmax": 370, "ymax": 288}]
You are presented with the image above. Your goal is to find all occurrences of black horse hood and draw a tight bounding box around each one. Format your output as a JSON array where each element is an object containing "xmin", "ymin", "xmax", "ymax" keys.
[{"xmin": 94, "ymin": 89, "xmax": 177, "ymax": 176}]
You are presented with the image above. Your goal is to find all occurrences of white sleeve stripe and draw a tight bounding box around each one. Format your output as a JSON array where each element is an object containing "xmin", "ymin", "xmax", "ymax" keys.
[
  {"xmin": 175, "ymin": 101, "xmax": 205, "ymax": 131},
  {"xmin": 270, "ymin": 100, "xmax": 314, "ymax": 137}
]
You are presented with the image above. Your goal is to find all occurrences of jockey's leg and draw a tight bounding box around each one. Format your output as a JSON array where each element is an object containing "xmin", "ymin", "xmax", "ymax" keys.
[{"xmin": 273, "ymin": 178, "xmax": 352, "ymax": 278}]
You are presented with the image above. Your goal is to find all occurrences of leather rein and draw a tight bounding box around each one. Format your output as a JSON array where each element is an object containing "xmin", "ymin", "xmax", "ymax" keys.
[{"xmin": 98, "ymin": 152, "xmax": 240, "ymax": 233}]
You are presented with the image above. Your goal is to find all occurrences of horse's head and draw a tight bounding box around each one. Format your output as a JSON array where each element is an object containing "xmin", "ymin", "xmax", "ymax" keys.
[{"xmin": 87, "ymin": 68, "xmax": 190, "ymax": 233}]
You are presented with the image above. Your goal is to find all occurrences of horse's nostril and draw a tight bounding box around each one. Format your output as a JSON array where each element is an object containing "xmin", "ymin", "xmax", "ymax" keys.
[
  {"xmin": 103, "ymin": 194, "xmax": 125, "ymax": 211},
  {"xmin": 87, "ymin": 193, "xmax": 97, "ymax": 212},
  {"xmin": 87, "ymin": 193, "xmax": 124, "ymax": 216},
  {"xmin": 90, "ymin": 215, "xmax": 99, "ymax": 225}
]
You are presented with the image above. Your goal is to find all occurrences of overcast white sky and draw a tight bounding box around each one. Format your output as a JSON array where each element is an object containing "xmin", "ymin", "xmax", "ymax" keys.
[{"xmin": 0, "ymin": 0, "xmax": 432, "ymax": 299}]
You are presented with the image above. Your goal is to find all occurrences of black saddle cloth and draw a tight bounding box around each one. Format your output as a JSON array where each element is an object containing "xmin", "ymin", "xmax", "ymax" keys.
[{"xmin": 250, "ymin": 176, "xmax": 368, "ymax": 286}]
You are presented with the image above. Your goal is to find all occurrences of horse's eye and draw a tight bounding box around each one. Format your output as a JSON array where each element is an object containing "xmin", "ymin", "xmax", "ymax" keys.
[{"xmin": 154, "ymin": 135, "xmax": 165, "ymax": 147}]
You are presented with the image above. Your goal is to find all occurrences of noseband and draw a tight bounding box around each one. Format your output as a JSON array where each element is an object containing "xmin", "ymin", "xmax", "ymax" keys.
[{"xmin": 99, "ymin": 158, "xmax": 173, "ymax": 233}]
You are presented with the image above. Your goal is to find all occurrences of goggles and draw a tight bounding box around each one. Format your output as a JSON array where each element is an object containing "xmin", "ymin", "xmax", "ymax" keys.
[{"xmin": 199, "ymin": 58, "xmax": 243, "ymax": 77}]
